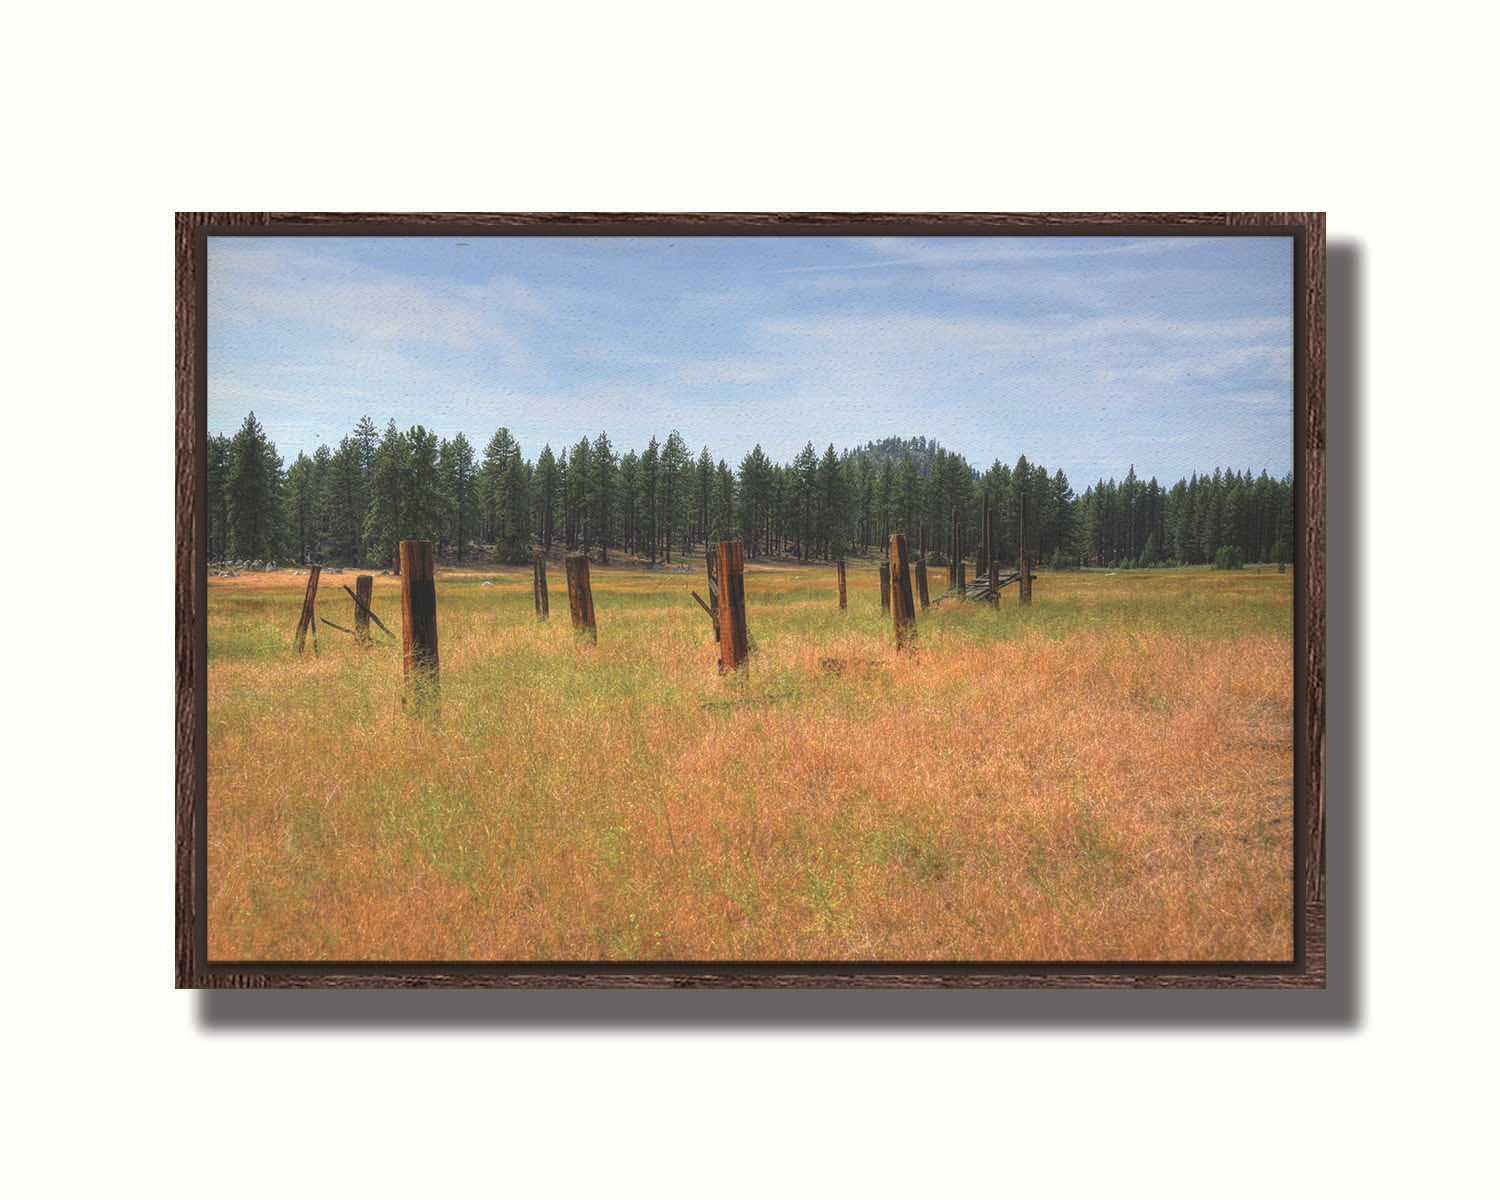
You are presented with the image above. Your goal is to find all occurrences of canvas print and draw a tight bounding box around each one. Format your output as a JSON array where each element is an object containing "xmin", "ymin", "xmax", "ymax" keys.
[{"xmin": 204, "ymin": 231, "xmax": 1296, "ymax": 963}]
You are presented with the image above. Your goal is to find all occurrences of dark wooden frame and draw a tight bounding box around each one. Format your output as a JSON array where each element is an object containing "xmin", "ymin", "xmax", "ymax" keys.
[{"xmin": 177, "ymin": 212, "xmax": 1325, "ymax": 989}]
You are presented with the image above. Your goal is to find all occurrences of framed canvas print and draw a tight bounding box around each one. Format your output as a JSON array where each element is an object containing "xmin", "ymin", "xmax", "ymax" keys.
[{"xmin": 176, "ymin": 212, "xmax": 1324, "ymax": 988}]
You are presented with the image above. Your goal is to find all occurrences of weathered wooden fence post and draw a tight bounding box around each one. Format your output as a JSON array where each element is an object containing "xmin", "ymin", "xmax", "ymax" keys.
[
  {"xmin": 915, "ymin": 559, "xmax": 929, "ymax": 610},
  {"xmin": 399, "ymin": 540, "xmax": 439, "ymax": 713},
  {"xmin": 879, "ymin": 561, "xmax": 891, "ymax": 613},
  {"xmin": 837, "ymin": 559, "xmax": 847, "ymax": 612},
  {"xmin": 533, "ymin": 553, "xmax": 550, "ymax": 619},
  {"xmin": 956, "ymin": 559, "xmax": 966, "ymax": 597},
  {"xmin": 890, "ymin": 533, "xmax": 917, "ymax": 652},
  {"xmin": 354, "ymin": 573, "xmax": 373, "ymax": 643},
  {"xmin": 716, "ymin": 539, "xmax": 748, "ymax": 673},
  {"xmin": 293, "ymin": 565, "xmax": 321, "ymax": 653},
  {"xmin": 565, "ymin": 553, "xmax": 596, "ymax": 643},
  {"xmin": 1019, "ymin": 492, "xmax": 1033, "ymax": 606}
]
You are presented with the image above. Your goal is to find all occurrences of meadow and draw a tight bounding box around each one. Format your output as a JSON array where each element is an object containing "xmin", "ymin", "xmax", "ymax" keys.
[{"xmin": 206, "ymin": 557, "xmax": 1295, "ymax": 963}]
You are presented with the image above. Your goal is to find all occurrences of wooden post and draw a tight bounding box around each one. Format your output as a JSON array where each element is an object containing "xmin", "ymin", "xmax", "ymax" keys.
[
  {"xmin": 890, "ymin": 534, "xmax": 917, "ymax": 652},
  {"xmin": 565, "ymin": 553, "xmax": 596, "ymax": 643},
  {"xmin": 716, "ymin": 539, "xmax": 748, "ymax": 673},
  {"xmin": 293, "ymin": 565, "xmax": 321, "ymax": 654},
  {"xmin": 837, "ymin": 559, "xmax": 847, "ymax": 612},
  {"xmin": 1020, "ymin": 493, "xmax": 1033, "ymax": 606},
  {"xmin": 533, "ymin": 554, "xmax": 549, "ymax": 619},
  {"xmin": 353, "ymin": 573, "xmax": 373, "ymax": 643},
  {"xmin": 956, "ymin": 560, "xmax": 966, "ymax": 597},
  {"xmin": 399, "ymin": 541, "xmax": 439, "ymax": 712},
  {"xmin": 879, "ymin": 561, "xmax": 890, "ymax": 613},
  {"xmin": 915, "ymin": 560, "xmax": 929, "ymax": 610}
]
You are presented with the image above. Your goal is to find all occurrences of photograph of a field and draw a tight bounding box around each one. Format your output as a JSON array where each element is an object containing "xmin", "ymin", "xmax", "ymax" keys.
[
  {"xmin": 200, "ymin": 227, "xmax": 1300, "ymax": 966},
  {"xmin": 207, "ymin": 560, "xmax": 1293, "ymax": 962}
]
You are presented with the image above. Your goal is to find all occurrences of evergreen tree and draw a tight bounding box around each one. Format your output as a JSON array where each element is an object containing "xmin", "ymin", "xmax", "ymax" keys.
[
  {"xmin": 711, "ymin": 458, "xmax": 735, "ymax": 543},
  {"xmin": 405, "ymin": 425, "xmax": 452, "ymax": 549},
  {"xmin": 438, "ymin": 432, "xmax": 478, "ymax": 561},
  {"xmin": 591, "ymin": 431, "xmax": 617, "ymax": 563},
  {"xmin": 225, "ymin": 411, "xmax": 283, "ymax": 560},
  {"xmin": 640, "ymin": 437, "xmax": 660, "ymax": 562},
  {"xmin": 282, "ymin": 451, "xmax": 318, "ymax": 564},
  {"xmin": 322, "ymin": 436, "xmax": 366, "ymax": 565},
  {"xmin": 737, "ymin": 444, "xmax": 772, "ymax": 558},
  {"xmin": 660, "ymin": 430, "xmax": 689, "ymax": 563},
  {"xmin": 533, "ymin": 445, "xmax": 559, "ymax": 550},
  {"xmin": 363, "ymin": 420, "xmax": 411, "ymax": 571},
  {"xmin": 206, "ymin": 433, "xmax": 232, "ymax": 559}
]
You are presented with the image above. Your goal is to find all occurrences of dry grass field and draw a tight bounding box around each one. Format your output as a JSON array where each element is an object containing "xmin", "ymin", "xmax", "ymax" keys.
[{"xmin": 206, "ymin": 557, "xmax": 1294, "ymax": 963}]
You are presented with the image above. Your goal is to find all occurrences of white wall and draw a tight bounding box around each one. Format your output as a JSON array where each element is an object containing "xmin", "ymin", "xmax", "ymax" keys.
[{"xmin": 5, "ymin": 4, "xmax": 1492, "ymax": 1194}]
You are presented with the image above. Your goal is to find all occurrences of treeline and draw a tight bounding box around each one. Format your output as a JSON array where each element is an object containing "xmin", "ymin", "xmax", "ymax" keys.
[{"xmin": 209, "ymin": 416, "xmax": 1294, "ymax": 572}]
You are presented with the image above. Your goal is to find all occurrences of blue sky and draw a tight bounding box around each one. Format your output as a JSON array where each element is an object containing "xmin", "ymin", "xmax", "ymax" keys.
[{"xmin": 208, "ymin": 233, "xmax": 1292, "ymax": 487}]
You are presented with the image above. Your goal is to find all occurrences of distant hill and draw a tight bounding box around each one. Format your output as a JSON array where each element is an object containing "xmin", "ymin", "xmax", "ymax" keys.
[{"xmin": 840, "ymin": 435, "xmax": 961, "ymax": 477}]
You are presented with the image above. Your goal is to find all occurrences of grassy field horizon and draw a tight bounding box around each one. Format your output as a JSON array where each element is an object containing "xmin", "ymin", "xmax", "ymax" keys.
[{"xmin": 206, "ymin": 557, "xmax": 1294, "ymax": 963}]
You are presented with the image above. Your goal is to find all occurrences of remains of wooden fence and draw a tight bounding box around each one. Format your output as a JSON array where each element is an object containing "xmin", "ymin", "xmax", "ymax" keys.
[
  {"xmin": 343, "ymin": 581, "xmax": 393, "ymax": 639},
  {"xmin": 399, "ymin": 540, "xmax": 439, "ymax": 713},
  {"xmin": 293, "ymin": 565, "xmax": 321, "ymax": 654},
  {"xmin": 691, "ymin": 546, "xmax": 721, "ymax": 641},
  {"xmin": 915, "ymin": 560, "xmax": 929, "ymax": 610},
  {"xmin": 879, "ymin": 561, "xmax": 891, "ymax": 613},
  {"xmin": 354, "ymin": 574, "xmax": 373, "ymax": 642},
  {"xmin": 533, "ymin": 554, "xmax": 550, "ymax": 619},
  {"xmin": 837, "ymin": 560, "xmax": 847, "ymax": 611},
  {"xmin": 715, "ymin": 539, "xmax": 748, "ymax": 673},
  {"xmin": 565, "ymin": 553, "xmax": 597, "ymax": 643},
  {"xmin": 890, "ymin": 533, "xmax": 917, "ymax": 652}
]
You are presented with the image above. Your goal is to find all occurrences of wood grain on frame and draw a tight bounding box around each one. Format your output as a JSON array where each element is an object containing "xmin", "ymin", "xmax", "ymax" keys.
[{"xmin": 176, "ymin": 212, "xmax": 1326, "ymax": 989}]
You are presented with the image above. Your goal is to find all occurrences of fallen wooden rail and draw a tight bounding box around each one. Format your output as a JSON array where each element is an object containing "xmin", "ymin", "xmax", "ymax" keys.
[{"xmin": 342, "ymin": 584, "xmax": 395, "ymax": 637}]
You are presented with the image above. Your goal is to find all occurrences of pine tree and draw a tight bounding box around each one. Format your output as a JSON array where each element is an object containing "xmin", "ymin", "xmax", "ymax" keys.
[
  {"xmin": 533, "ymin": 445, "xmax": 559, "ymax": 551},
  {"xmin": 323, "ymin": 436, "xmax": 366, "ymax": 565},
  {"xmin": 282, "ymin": 451, "xmax": 318, "ymax": 564},
  {"xmin": 206, "ymin": 433, "xmax": 232, "ymax": 560},
  {"xmin": 363, "ymin": 420, "xmax": 411, "ymax": 571},
  {"xmin": 438, "ymin": 432, "xmax": 477, "ymax": 561},
  {"xmin": 591, "ymin": 431, "xmax": 617, "ymax": 563},
  {"xmin": 660, "ymin": 431, "xmax": 689, "ymax": 563},
  {"xmin": 225, "ymin": 411, "xmax": 284, "ymax": 561},
  {"xmin": 737, "ymin": 444, "xmax": 771, "ymax": 558}
]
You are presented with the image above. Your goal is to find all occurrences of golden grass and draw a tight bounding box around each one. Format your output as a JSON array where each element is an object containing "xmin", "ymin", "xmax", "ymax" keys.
[{"xmin": 206, "ymin": 561, "xmax": 1294, "ymax": 962}]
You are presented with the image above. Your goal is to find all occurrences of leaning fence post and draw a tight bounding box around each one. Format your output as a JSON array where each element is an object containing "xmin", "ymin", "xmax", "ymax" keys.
[
  {"xmin": 915, "ymin": 559, "xmax": 929, "ymax": 610},
  {"xmin": 534, "ymin": 553, "xmax": 550, "ymax": 619},
  {"xmin": 879, "ymin": 561, "xmax": 891, "ymax": 613},
  {"xmin": 293, "ymin": 565, "xmax": 321, "ymax": 654},
  {"xmin": 716, "ymin": 539, "xmax": 748, "ymax": 673},
  {"xmin": 837, "ymin": 559, "xmax": 847, "ymax": 612},
  {"xmin": 399, "ymin": 541, "xmax": 439, "ymax": 713},
  {"xmin": 565, "ymin": 553, "xmax": 597, "ymax": 643},
  {"xmin": 354, "ymin": 574, "xmax": 373, "ymax": 643},
  {"xmin": 890, "ymin": 533, "xmax": 917, "ymax": 652}
]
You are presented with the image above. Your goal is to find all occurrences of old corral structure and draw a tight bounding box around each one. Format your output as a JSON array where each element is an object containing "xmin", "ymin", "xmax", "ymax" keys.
[{"xmin": 939, "ymin": 493, "xmax": 1036, "ymax": 606}]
